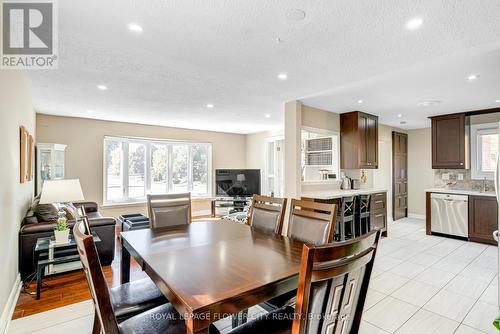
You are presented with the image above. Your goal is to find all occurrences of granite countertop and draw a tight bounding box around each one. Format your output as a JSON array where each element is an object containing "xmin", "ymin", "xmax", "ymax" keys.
[
  {"xmin": 301, "ymin": 188, "xmax": 388, "ymax": 200},
  {"xmin": 425, "ymin": 188, "xmax": 496, "ymax": 197}
]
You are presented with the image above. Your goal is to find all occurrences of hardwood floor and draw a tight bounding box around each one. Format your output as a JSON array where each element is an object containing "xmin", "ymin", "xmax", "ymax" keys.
[
  {"xmin": 12, "ymin": 234, "xmax": 145, "ymax": 320},
  {"xmin": 13, "ymin": 218, "xmax": 217, "ymax": 320}
]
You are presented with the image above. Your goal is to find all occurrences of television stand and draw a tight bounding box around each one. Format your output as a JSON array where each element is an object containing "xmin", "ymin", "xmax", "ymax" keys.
[{"xmin": 211, "ymin": 197, "xmax": 252, "ymax": 217}]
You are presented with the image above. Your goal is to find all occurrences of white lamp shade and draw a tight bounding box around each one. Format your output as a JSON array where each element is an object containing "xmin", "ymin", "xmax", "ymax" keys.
[{"xmin": 39, "ymin": 179, "xmax": 85, "ymax": 204}]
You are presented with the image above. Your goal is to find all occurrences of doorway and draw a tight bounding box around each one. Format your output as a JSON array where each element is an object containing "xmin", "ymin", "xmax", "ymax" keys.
[
  {"xmin": 265, "ymin": 138, "xmax": 284, "ymax": 197},
  {"xmin": 392, "ymin": 131, "xmax": 408, "ymax": 220}
]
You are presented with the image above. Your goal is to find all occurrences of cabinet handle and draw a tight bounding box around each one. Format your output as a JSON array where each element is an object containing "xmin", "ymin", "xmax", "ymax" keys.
[
  {"xmin": 375, "ymin": 214, "xmax": 383, "ymax": 218},
  {"xmin": 375, "ymin": 193, "xmax": 384, "ymax": 197},
  {"xmin": 460, "ymin": 162, "xmax": 464, "ymax": 166},
  {"xmin": 375, "ymin": 200, "xmax": 384, "ymax": 204}
]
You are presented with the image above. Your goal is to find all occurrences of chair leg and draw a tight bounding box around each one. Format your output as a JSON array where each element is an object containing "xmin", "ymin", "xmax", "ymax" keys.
[{"xmin": 92, "ymin": 309, "xmax": 101, "ymax": 334}]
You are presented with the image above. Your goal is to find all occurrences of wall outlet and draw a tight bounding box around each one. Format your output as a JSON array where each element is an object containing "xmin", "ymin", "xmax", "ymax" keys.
[
  {"xmin": 457, "ymin": 173, "xmax": 464, "ymax": 181},
  {"xmin": 442, "ymin": 173, "xmax": 450, "ymax": 181}
]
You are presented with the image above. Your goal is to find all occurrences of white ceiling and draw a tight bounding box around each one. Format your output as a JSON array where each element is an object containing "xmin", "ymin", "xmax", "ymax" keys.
[
  {"xmin": 27, "ymin": 0, "xmax": 500, "ymax": 134},
  {"xmin": 302, "ymin": 45, "xmax": 500, "ymax": 129}
]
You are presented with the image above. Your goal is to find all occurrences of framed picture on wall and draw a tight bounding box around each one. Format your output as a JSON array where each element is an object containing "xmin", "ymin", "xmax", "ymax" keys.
[
  {"xmin": 20, "ymin": 126, "xmax": 28, "ymax": 183},
  {"xmin": 27, "ymin": 134, "xmax": 34, "ymax": 181}
]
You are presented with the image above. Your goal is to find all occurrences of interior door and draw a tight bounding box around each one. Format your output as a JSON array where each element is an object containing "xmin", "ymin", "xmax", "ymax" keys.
[{"xmin": 393, "ymin": 131, "xmax": 408, "ymax": 220}]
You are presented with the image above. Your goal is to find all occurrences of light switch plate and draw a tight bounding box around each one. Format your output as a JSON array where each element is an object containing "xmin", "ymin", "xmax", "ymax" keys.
[
  {"xmin": 442, "ymin": 173, "xmax": 450, "ymax": 181},
  {"xmin": 457, "ymin": 173, "xmax": 464, "ymax": 181}
]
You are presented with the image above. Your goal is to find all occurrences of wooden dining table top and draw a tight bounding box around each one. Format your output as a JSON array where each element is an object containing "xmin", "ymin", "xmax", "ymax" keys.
[{"xmin": 120, "ymin": 221, "xmax": 305, "ymax": 320}]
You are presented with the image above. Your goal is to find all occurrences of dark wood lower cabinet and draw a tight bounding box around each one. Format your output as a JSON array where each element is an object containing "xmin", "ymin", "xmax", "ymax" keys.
[
  {"xmin": 469, "ymin": 195, "xmax": 498, "ymax": 245},
  {"xmin": 371, "ymin": 192, "xmax": 387, "ymax": 237}
]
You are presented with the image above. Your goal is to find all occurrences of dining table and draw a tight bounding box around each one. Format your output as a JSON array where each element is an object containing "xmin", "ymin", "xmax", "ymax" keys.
[{"xmin": 120, "ymin": 220, "xmax": 304, "ymax": 334}]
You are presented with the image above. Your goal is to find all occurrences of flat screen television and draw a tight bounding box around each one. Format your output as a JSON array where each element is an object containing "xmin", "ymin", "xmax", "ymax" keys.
[{"xmin": 215, "ymin": 169, "xmax": 261, "ymax": 197}]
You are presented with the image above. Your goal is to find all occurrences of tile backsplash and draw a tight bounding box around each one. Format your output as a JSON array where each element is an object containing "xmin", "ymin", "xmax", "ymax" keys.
[{"xmin": 434, "ymin": 169, "xmax": 494, "ymax": 192}]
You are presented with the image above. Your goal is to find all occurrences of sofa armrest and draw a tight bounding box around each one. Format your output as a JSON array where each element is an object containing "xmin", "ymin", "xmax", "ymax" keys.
[
  {"xmin": 23, "ymin": 215, "xmax": 39, "ymax": 225},
  {"xmin": 73, "ymin": 201, "xmax": 98, "ymax": 213}
]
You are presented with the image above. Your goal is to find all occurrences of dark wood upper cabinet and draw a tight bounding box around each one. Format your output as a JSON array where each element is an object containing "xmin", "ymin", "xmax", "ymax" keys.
[
  {"xmin": 430, "ymin": 113, "xmax": 469, "ymax": 169},
  {"xmin": 469, "ymin": 195, "xmax": 497, "ymax": 245},
  {"xmin": 340, "ymin": 111, "xmax": 378, "ymax": 169}
]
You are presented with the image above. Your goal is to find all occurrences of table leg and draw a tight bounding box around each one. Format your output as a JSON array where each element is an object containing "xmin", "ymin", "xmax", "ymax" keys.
[
  {"xmin": 36, "ymin": 264, "xmax": 43, "ymax": 300},
  {"xmin": 120, "ymin": 238, "xmax": 130, "ymax": 284}
]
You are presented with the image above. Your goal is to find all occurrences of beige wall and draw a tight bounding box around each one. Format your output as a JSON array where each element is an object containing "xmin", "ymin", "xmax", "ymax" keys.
[
  {"xmin": 407, "ymin": 128, "xmax": 434, "ymax": 217},
  {"xmin": 301, "ymin": 104, "xmax": 340, "ymax": 132},
  {"xmin": 0, "ymin": 72, "xmax": 35, "ymax": 327},
  {"xmin": 36, "ymin": 115, "xmax": 247, "ymax": 217},
  {"xmin": 284, "ymin": 101, "xmax": 302, "ymax": 198}
]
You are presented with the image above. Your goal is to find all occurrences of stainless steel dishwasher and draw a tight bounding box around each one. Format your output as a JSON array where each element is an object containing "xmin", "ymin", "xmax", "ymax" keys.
[{"xmin": 430, "ymin": 193, "xmax": 468, "ymax": 237}]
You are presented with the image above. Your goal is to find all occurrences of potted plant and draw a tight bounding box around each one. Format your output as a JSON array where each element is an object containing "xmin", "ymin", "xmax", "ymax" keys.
[{"xmin": 54, "ymin": 216, "xmax": 70, "ymax": 244}]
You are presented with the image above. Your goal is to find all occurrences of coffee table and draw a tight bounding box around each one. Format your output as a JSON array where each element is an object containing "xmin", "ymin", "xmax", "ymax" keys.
[{"xmin": 34, "ymin": 231, "xmax": 100, "ymax": 299}]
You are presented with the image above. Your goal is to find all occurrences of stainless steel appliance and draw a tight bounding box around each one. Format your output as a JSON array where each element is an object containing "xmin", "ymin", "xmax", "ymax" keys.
[{"xmin": 430, "ymin": 193, "xmax": 468, "ymax": 237}]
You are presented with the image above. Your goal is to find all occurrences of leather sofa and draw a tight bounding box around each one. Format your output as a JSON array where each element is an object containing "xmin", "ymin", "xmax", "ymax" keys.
[{"xmin": 19, "ymin": 201, "xmax": 116, "ymax": 281}]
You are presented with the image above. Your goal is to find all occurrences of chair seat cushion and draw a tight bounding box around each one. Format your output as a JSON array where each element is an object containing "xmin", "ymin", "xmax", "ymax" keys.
[
  {"xmin": 261, "ymin": 290, "xmax": 297, "ymax": 311},
  {"xmin": 210, "ymin": 306, "xmax": 294, "ymax": 334},
  {"xmin": 110, "ymin": 278, "xmax": 168, "ymax": 322},
  {"xmin": 118, "ymin": 303, "xmax": 186, "ymax": 334}
]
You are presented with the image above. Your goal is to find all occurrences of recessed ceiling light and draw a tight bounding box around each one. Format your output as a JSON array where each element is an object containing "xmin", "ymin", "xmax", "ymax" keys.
[
  {"xmin": 277, "ymin": 73, "xmax": 288, "ymax": 80},
  {"xmin": 97, "ymin": 84, "xmax": 107, "ymax": 91},
  {"xmin": 127, "ymin": 23, "xmax": 143, "ymax": 33},
  {"xmin": 286, "ymin": 9, "xmax": 306, "ymax": 21},
  {"xmin": 418, "ymin": 100, "xmax": 441, "ymax": 107},
  {"xmin": 265, "ymin": 114, "xmax": 271, "ymax": 118},
  {"xmin": 206, "ymin": 103, "xmax": 214, "ymax": 109},
  {"xmin": 397, "ymin": 114, "xmax": 402, "ymax": 118},
  {"xmin": 496, "ymin": 99, "xmax": 500, "ymax": 103},
  {"xmin": 467, "ymin": 74, "xmax": 479, "ymax": 81},
  {"xmin": 87, "ymin": 109, "xmax": 94, "ymax": 114},
  {"xmin": 357, "ymin": 100, "xmax": 363, "ymax": 104},
  {"xmin": 406, "ymin": 17, "xmax": 423, "ymax": 31}
]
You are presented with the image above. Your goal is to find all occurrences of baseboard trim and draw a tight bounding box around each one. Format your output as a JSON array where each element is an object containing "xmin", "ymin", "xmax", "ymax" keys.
[
  {"xmin": 408, "ymin": 213, "xmax": 426, "ymax": 220},
  {"xmin": 0, "ymin": 274, "xmax": 21, "ymax": 334}
]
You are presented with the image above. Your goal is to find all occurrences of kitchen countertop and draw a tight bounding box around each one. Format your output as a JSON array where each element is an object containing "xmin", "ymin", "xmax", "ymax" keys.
[
  {"xmin": 301, "ymin": 188, "xmax": 388, "ymax": 200},
  {"xmin": 425, "ymin": 188, "xmax": 496, "ymax": 197}
]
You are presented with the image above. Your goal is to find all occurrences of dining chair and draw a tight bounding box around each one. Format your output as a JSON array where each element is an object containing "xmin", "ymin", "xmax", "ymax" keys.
[
  {"xmin": 73, "ymin": 221, "xmax": 185, "ymax": 333},
  {"xmin": 147, "ymin": 193, "xmax": 191, "ymax": 229},
  {"xmin": 286, "ymin": 199, "xmax": 337, "ymax": 244},
  {"xmin": 248, "ymin": 195, "xmax": 287, "ymax": 235},
  {"xmin": 261, "ymin": 199, "xmax": 337, "ymax": 311},
  {"xmin": 211, "ymin": 229, "xmax": 381, "ymax": 334}
]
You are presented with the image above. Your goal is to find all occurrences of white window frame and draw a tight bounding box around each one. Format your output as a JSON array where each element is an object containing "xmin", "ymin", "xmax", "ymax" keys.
[
  {"xmin": 471, "ymin": 122, "xmax": 498, "ymax": 180},
  {"xmin": 264, "ymin": 136, "xmax": 284, "ymax": 197},
  {"xmin": 300, "ymin": 126, "xmax": 340, "ymax": 181},
  {"xmin": 103, "ymin": 136, "xmax": 212, "ymax": 205}
]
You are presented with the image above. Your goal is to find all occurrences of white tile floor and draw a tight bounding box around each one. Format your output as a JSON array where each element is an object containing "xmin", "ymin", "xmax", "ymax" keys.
[
  {"xmin": 361, "ymin": 218, "xmax": 499, "ymax": 334},
  {"xmin": 9, "ymin": 218, "xmax": 499, "ymax": 334}
]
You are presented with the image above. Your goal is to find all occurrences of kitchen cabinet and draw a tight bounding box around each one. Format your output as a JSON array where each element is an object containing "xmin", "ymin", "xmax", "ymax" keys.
[
  {"xmin": 340, "ymin": 111, "xmax": 378, "ymax": 169},
  {"xmin": 469, "ymin": 195, "xmax": 497, "ymax": 245},
  {"xmin": 370, "ymin": 192, "xmax": 387, "ymax": 237},
  {"xmin": 430, "ymin": 113, "xmax": 469, "ymax": 169}
]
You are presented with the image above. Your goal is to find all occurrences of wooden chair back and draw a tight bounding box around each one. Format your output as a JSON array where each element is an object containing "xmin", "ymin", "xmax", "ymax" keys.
[
  {"xmin": 287, "ymin": 199, "xmax": 337, "ymax": 244},
  {"xmin": 248, "ymin": 195, "xmax": 287, "ymax": 235},
  {"xmin": 73, "ymin": 220, "xmax": 120, "ymax": 333},
  {"xmin": 147, "ymin": 193, "xmax": 192, "ymax": 229},
  {"xmin": 292, "ymin": 229, "xmax": 381, "ymax": 334}
]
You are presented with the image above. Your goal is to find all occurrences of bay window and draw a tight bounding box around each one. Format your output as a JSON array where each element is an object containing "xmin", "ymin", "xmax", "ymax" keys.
[{"xmin": 104, "ymin": 136, "xmax": 212, "ymax": 204}]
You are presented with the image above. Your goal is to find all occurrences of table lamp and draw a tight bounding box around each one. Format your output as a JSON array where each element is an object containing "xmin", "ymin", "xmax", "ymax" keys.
[{"xmin": 39, "ymin": 179, "xmax": 85, "ymax": 220}]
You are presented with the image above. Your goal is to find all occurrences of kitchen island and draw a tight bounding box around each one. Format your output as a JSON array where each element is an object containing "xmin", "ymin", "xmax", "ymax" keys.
[{"xmin": 301, "ymin": 188, "xmax": 389, "ymax": 237}]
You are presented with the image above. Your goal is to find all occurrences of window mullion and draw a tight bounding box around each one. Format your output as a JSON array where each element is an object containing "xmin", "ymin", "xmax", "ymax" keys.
[
  {"xmin": 167, "ymin": 144, "xmax": 173, "ymax": 193},
  {"xmin": 188, "ymin": 145, "xmax": 193, "ymax": 192},
  {"xmin": 123, "ymin": 141, "xmax": 129, "ymax": 201},
  {"xmin": 145, "ymin": 143, "xmax": 151, "ymax": 196}
]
